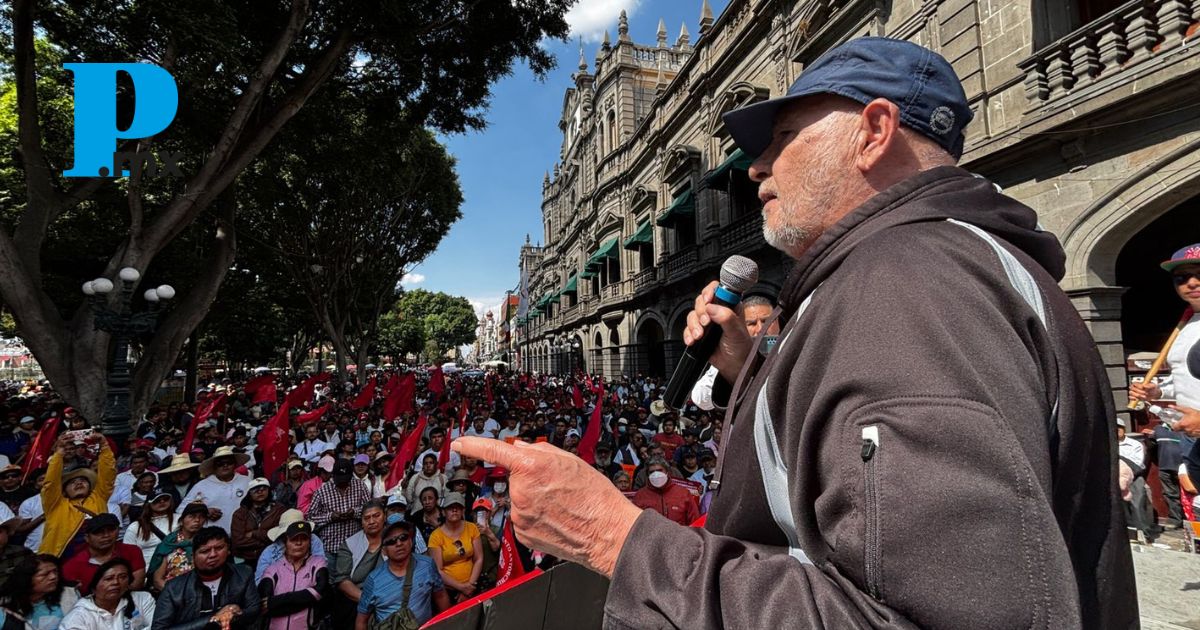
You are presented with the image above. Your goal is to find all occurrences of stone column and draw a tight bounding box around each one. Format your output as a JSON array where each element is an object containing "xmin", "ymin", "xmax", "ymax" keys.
[{"xmin": 1068, "ymin": 286, "xmax": 1129, "ymax": 409}]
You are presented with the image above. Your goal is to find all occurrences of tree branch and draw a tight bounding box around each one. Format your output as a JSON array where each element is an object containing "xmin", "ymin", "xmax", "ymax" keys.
[{"xmin": 11, "ymin": 0, "xmax": 66, "ymax": 279}]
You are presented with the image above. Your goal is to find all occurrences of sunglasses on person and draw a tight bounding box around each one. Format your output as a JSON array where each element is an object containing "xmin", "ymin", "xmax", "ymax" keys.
[
  {"xmin": 0, "ymin": 472, "xmax": 20, "ymax": 480},
  {"xmin": 1173, "ymin": 271, "xmax": 1200, "ymax": 284},
  {"xmin": 453, "ymin": 540, "xmax": 466, "ymax": 556},
  {"xmin": 383, "ymin": 534, "xmax": 411, "ymax": 546}
]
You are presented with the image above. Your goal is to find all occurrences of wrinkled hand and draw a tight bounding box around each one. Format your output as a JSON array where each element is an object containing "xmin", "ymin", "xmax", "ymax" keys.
[
  {"xmin": 452, "ymin": 437, "xmax": 642, "ymax": 578},
  {"xmin": 685, "ymin": 280, "xmax": 753, "ymax": 383},
  {"xmin": 1171, "ymin": 405, "xmax": 1200, "ymax": 437},
  {"xmin": 1129, "ymin": 380, "xmax": 1162, "ymax": 403}
]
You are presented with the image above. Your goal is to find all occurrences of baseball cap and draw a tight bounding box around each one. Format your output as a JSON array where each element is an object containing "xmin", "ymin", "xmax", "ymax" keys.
[
  {"xmin": 1161, "ymin": 243, "xmax": 1200, "ymax": 272},
  {"xmin": 182, "ymin": 502, "xmax": 209, "ymax": 518},
  {"xmin": 317, "ymin": 455, "xmax": 335, "ymax": 473},
  {"xmin": 722, "ymin": 37, "xmax": 973, "ymax": 159},
  {"xmin": 473, "ymin": 497, "xmax": 494, "ymax": 512},
  {"xmin": 353, "ymin": 454, "xmax": 370, "ymax": 466},
  {"xmin": 83, "ymin": 513, "xmax": 120, "ymax": 534},
  {"xmin": 332, "ymin": 460, "xmax": 353, "ymax": 480},
  {"xmin": 1116, "ymin": 418, "xmax": 1127, "ymax": 429},
  {"xmin": 387, "ymin": 494, "xmax": 408, "ymax": 508},
  {"xmin": 442, "ymin": 491, "xmax": 467, "ymax": 509},
  {"xmin": 248, "ymin": 477, "xmax": 270, "ymax": 491}
]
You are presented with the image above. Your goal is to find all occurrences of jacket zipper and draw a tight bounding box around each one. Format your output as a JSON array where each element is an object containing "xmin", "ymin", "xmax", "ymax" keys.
[{"xmin": 861, "ymin": 425, "xmax": 882, "ymax": 600}]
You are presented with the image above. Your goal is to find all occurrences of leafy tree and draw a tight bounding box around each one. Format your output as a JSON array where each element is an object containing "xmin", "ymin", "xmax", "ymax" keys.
[
  {"xmin": 240, "ymin": 84, "xmax": 462, "ymax": 379},
  {"xmin": 0, "ymin": 308, "xmax": 16, "ymax": 338},
  {"xmin": 377, "ymin": 308, "xmax": 425, "ymax": 361},
  {"xmin": 387, "ymin": 289, "xmax": 476, "ymax": 362},
  {"xmin": 0, "ymin": 0, "xmax": 570, "ymax": 422}
]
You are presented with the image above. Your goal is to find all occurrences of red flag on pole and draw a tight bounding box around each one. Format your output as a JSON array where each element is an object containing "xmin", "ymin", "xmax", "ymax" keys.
[
  {"xmin": 285, "ymin": 373, "xmax": 331, "ymax": 409},
  {"xmin": 258, "ymin": 400, "xmax": 292, "ymax": 480},
  {"xmin": 386, "ymin": 414, "xmax": 427, "ymax": 490},
  {"xmin": 251, "ymin": 381, "xmax": 277, "ymax": 405},
  {"xmin": 440, "ymin": 399, "xmax": 469, "ymax": 471},
  {"xmin": 428, "ymin": 366, "xmax": 445, "ymax": 398},
  {"xmin": 572, "ymin": 384, "xmax": 584, "ymax": 409},
  {"xmin": 244, "ymin": 374, "xmax": 274, "ymax": 396},
  {"xmin": 295, "ymin": 403, "xmax": 331, "ymax": 425},
  {"xmin": 180, "ymin": 393, "xmax": 227, "ymax": 453},
  {"xmin": 485, "ymin": 376, "xmax": 494, "ymax": 408},
  {"xmin": 383, "ymin": 373, "xmax": 416, "ymax": 421},
  {"xmin": 350, "ymin": 376, "xmax": 376, "ymax": 410},
  {"xmin": 496, "ymin": 519, "xmax": 527, "ymax": 586},
  {"xmin": 381, "ymin": 373, "xmax": 400, "ymax": 397},
  {"xmin": 577, "ymin": 380, "xmax": 604, "ymax": 465},
  {"xmin": 22, "ymin": 415, "xmax": 61, "ymax": 484}
]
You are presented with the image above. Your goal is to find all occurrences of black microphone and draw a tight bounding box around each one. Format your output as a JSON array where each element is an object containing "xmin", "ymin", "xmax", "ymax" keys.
[{"xmin": 661, "ymin": 255, "xmax": 759, "ymax": 410}]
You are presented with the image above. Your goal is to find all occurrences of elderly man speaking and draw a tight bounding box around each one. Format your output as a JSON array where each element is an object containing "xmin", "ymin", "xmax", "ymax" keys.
[{"xmin": 455, "ymin": 37, "xmax": 1136, "ymax": 629}]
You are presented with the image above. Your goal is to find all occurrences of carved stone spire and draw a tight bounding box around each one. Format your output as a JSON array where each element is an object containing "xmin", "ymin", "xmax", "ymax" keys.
[
  {"xmin": 618, "ymin": 9, "xmax": 630, "ymax": 41},
  {"xmin": 657, "ymin": 18, "xmax": 667, "ymax": 47},
  {"xmin": 601, "ymin": 29, "xmax": 611, "ymax": 51},
  {"xmin": 699, "ymin": 0, "xmax": 714, "ymax": 36},
  {"xmin": 677, "ymin": 22, "xmax": 690, "ymax": 49},
  {"xmin": 578, "ymin": 38, "xmax": 587, "ymax": 72}
]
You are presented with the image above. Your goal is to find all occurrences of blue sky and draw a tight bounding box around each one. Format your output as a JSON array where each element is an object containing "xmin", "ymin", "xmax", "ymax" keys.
[{"xmin": 403, "ymin": 0, "xmax": 731, "ymax": 318}]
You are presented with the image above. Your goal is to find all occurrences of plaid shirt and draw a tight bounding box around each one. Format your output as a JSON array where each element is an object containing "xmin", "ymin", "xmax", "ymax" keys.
[{"xmin": 307, "ymin": 478, "xmax": 371, "ymax": 554}]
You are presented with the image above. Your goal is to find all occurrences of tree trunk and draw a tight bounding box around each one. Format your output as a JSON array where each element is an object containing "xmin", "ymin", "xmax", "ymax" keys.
[{"xmin": 184, "ymin": 333, "xmax": 199, "ymax": 406}]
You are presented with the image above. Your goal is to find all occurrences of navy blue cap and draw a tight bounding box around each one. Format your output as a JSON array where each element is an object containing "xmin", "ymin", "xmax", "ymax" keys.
[{"xmin": 722, "ymin": 37, "xmax": 973, "ymax": 158}]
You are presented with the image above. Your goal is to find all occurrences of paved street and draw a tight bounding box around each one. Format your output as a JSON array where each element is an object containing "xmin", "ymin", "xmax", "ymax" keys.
[{"xmin": 1135, "ymin": 534, "xmax": 1200, "ymax": 629}]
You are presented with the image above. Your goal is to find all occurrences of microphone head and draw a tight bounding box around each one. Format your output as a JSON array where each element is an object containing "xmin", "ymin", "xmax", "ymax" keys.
[{"xmin": 719, "ymin": 255, "xmax": 759, "ymax": 293}]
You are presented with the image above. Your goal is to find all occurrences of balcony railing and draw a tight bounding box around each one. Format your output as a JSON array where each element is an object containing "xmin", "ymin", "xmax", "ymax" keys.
[
  {"xmin": 719, "ymin": 213, "xmax": 765, "ymax": 252},
  {"xmin": 1017, "ymin": 0, "xmax": 1199, "ymax": 105},
  {"xmin": 632, "ymin": 267, "xmax": 657, "ymax": 292},
  {"xmin": 664, "ymin": 247, "xmax": 699, "ymax": 279}
]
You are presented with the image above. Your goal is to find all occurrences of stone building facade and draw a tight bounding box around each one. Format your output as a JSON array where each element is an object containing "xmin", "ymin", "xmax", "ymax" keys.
[{"xmin": 517, "ymin": 0, "xmax": 1200, "ymax": 407}]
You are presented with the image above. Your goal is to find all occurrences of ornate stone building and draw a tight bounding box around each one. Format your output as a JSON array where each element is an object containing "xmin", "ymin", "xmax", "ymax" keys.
[{"xmin": 517, "ymin": 0, "xmax": 1200, "ymax": 407}]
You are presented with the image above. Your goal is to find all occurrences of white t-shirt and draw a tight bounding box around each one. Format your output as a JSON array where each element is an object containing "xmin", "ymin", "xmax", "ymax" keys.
[
  {"xmin": 1161, "ymin": 314, "xmax": 1200, "ymax": 408},
  {"xmin": 123, "ymin": 515, "xmax": 175, "ymax": 566},
  {"xmin": 0, "ymin": 501, "xmax": 14, "ymax": 523},
  {"xmin": 412, "ymin": 448, "xmax": 458, "ymax": 472},
  {"xmin": 1119, "ymin": 437, "xmax": 1145, "ymax": 468},
  {"xmin": 177, "ymin": 474, "xmax": 251, "ymax": 531},
  {"xmin": 294, "ymin": 439, "xmax": 334, "ymax": 463},
  {"xmin": 203, "ymin": 576, "xmax": 222, "ymax": 599},
  {"xmin": 19, "ymin": 494, "xmax": 44, "ymax": 551},
  {"xmin": 497, "ymin": 427, "xmax": 520, "ymax": 442}
]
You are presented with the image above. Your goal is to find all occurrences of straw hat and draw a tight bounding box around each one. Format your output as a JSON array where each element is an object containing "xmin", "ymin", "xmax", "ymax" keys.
[
  {"xmin": 199, "ymin": 446, "xmax": 251, "ymax": 477},
  {"xmin": 158, "ymin": 453, "xmax": 200, "ymax": 475},
  {"xmin": 62, "ymin": 466, "xmax": 97, "ymax": 488},
  {"xmin": 650, "ymin": 399, "xmax": 668, "ymax": 416},
  {"xmin": 267, "ymin": 509, "xmax": 313, "ymax": 542}
]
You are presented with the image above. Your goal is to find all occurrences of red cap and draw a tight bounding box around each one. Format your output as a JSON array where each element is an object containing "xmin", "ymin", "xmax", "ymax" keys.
[
  {"xmin": 488, "ymin": 467, "xmax": 508, "ymax": 479},
  {"xmin": 472, "ymin": 497, "xmax": 494, "ymax": 512}
]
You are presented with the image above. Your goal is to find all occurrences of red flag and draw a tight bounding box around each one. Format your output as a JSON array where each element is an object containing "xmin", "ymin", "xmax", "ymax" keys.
[
  {"xmin": 439, "ymin": 400, "xmax": 469, "ymax": 471},
  {"xmin": 180, "ymin": 393, "xmax": 227, "ymax": 453},
  {"xmin": 258, "ymin": 400, "xmax": 292, "ymax": 480},
  {"xmin": 350, "ymin": 376, "xmax": 376, "ymax": 410},
  {"xmin": 572, "ymin": 384, "xmax": 584, "ymax": 409},
  {"xmin": 386, "ymin": 414, "xmax": 427, "ymax": 490},
  {"xmin": 429, "ymin": 366, "xmax": 445, "ymax": 398},
  {"xmin": 252, "ymin": 381, "xmax": 277, "ymax": 405},
  {"xmin": 285, "ymin": 373, "xmax": 332, "ymax": 408},
  {"xmin": 485, "ymin": 376, "xmax": 494, "ymax": 408},
  {"xmin": 295, "ymin": 403, "xmax": 331, "ymax": 425},
  {"xmin": 577, "ymin": 381, "xmax": 604, "ymax": 464},
  {"xmin": 22, "ymin": 415, "xmax": 61, "ymax": 483},
  {"xmin": 497, "ymin": 519, "xmax": 527, "ymax": 586},
  {"xmin": 243, "ymin": 374, "xmax": 273, "ymax": 396},
  {"xmin": 383, "ymin": 373, "xmax": 416, "ymax": 421},
  {"xmin": 381, "ymin": 373, "xmax": 400, "ymax": 397}
]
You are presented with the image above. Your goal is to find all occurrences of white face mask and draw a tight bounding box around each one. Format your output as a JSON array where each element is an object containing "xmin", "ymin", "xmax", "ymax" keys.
[
  {"xmin": 648, "ymin": 471, "xmax": 669, "ymax": 488},
  {"xmin": 493, "ymin": 482, "xmax": 507, "ymax": 494}
]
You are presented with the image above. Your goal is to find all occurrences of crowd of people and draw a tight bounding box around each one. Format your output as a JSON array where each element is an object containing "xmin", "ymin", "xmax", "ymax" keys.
[{"xmin": 0, "ymin": 363, "xmax": 718, "ymax": 628}]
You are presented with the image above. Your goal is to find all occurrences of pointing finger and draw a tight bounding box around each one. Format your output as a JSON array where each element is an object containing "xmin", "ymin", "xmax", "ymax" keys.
[{"xmin": 452, "ymin": 436, "xmax": 533, "ymax": 471}]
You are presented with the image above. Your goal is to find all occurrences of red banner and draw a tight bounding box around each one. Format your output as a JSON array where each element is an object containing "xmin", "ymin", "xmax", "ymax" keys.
[
  {"xmin": 428, "ymin": 366, "xmax": 445, "ymax": 398},
  {"xmin": 572, "ymin": 384, "xmax": 583, "ymax": 409},
  {"xmin": 285, "ymin": 373, "xmax": 331, "ymax": 409},
  {"xmin": 295, "ymin": 403, "xmax": 331, "ymax": 425},
  {"xmin": 259, "ymin": 400, "xmax": 292, "ymax": 480},
  {"xmin": 386, "ymin": 414, "xmax": 427, "ymax": 490},
  {"xmin": 496, "ymin": 519, "xmax": 527, "ymax": 586},
  {"xmin": 383, "ymin": 373, "xmax": 416, "ymax": 421},
  {"xmin": 350, "ymin": 376, "xmax": 376, "ymax": 410},
  {"xmin": 576, "ymin": 380, "xmax": 603, "ymax": 464},
  {"xmin": 22, "ymin": 415, "xmax": 61, "ymax": 484},
  {"xmin": 244, "ymin": 374, "xmax": 275, "ymax": 401},
  {"xmin": 180, "ymin": 393, "xmax": 227, "ymax": 453}
]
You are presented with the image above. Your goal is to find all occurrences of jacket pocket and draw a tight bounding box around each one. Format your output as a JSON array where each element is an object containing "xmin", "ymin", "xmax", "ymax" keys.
[{"xmin": 860, "ymin": 424, "xmax": 882, "ymax": 601}]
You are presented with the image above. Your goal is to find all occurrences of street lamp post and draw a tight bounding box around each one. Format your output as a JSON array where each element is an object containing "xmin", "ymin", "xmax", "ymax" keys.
[
  {"xmin": 571, "ymin": 338, "xmax": 582, "ymax": 375},
  {"xmin": 82, "ymin": 268, "xmax": 174, "ymax": 439}
]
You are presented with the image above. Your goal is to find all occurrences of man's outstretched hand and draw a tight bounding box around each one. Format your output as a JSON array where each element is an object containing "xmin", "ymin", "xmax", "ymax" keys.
[{"xmin": 452, "ymin": 436, "xmax": 642, "ymax": 577}]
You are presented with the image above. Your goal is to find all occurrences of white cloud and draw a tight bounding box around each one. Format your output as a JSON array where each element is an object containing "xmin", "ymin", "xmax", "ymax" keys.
[
  {"xmin": 400, "ymin": 273, "xmax": 426, "ymax": 286},
  {"xmin": 467, "ymin": 295, "xmax": 505, "ymax": 319},
  {"xmin": 566, "ymin": 0, "xmax": 641, "ymax": 43}
]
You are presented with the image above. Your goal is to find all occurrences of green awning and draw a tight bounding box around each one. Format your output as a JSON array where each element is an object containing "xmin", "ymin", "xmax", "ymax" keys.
[
  {"xmin": 656, "ymin": 190, "xmax": 695, "ymax": 227},
  {"xmin": 561, "ymin": 274, "xmax": 578, "ymax": 294},
  {"xmin": 579, "ymin": 268, "xmax": 597, "ymax": 279},
  {"xmin": 622, "ymin": 220, "xmax": 653, "ymax": 250},
  {"xmin": 701, "ymin": 149, "xmax": 753, "ymax": 189},
  {"xmin": 549, "ymin": 290, "xmax": 561, "ymax": 304},
  {"xmin": 585, "ymin": 238, "xmax": 620, "ymax": 269}
]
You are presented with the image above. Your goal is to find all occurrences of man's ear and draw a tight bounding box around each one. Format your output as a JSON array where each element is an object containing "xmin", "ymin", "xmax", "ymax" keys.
[{"xmin": 855, "ymin": 98, "xmax": 902, "ymax": 173}]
